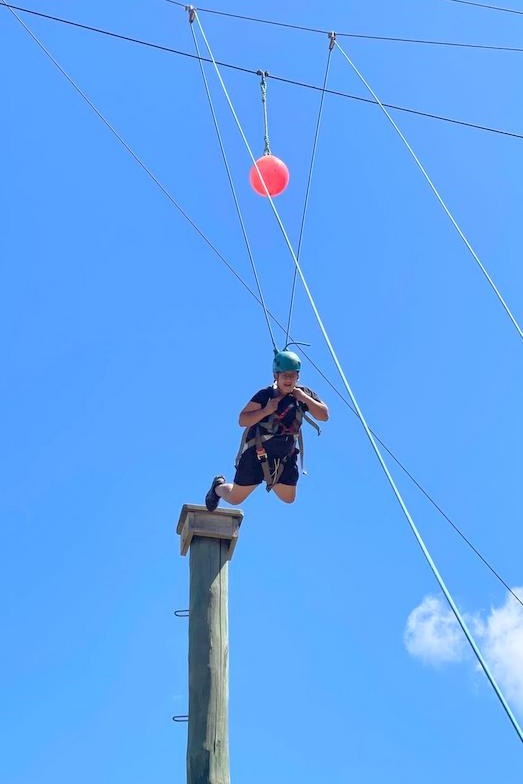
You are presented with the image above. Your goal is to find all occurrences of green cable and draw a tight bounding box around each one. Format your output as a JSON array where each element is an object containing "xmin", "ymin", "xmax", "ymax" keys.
[
  {"xmin": 334, "ymin": 38, "xmax": 523, "ymax": 342},
  {"xmin": 285, "ymin": 41, "xmax": 333, "ymax": 346}
]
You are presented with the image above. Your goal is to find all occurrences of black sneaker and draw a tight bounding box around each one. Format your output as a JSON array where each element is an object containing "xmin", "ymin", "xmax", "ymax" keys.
[{"xmin": 205, "ymin": 475, "xmax": 225, "ymax": 512}]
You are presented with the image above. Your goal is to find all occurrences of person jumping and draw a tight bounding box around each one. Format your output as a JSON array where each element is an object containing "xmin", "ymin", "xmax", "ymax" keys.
[{"xmin": 205, "ymin": 350, "xmax": 329, "ymax": 510}]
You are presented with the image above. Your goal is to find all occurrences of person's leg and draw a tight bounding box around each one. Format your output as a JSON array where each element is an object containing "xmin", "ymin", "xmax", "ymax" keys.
[
  {"xmin": 216, "ymin": 482, "xmax": 257, "ymax": 505},
  {"xmin": 272, "ymin": 453, "xmax": 298, "ymax": 503},
  {"xmin": 205, "ymin": 448, "xmax": 262, "ymax": 511},
  {"xmin": 273, "ymin": 483, "xmax": 296, "ymax": 503}
]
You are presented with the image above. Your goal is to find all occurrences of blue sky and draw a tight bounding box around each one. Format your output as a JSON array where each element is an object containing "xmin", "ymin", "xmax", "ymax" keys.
[{"xmin": 2, "ymin": 0, "xmax": 523, "ymax": 781}]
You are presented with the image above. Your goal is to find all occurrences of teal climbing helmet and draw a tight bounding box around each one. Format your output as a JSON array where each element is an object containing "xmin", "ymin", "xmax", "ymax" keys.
[{"xmin": 273, "ymin": 349, "xmax": 301, "ymax": 374}]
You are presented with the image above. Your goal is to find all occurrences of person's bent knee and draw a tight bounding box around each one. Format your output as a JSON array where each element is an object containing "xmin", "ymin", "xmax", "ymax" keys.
[
  {"xmin": 274, "ymin": 485, "xmax": 296, "ymax": 504},
  {"xmin": 226, "ymin": 491, "xmax": 246, "ymax": 505}
]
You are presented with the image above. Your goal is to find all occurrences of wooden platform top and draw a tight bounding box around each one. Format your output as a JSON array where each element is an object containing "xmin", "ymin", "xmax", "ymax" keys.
[
  {"xmin": 176, "ymin": 504, "xmax": 244, "ymax": 559},
  {"xmin": 176, "ymin": 504, "xmax": 244, "ymax": 533}
]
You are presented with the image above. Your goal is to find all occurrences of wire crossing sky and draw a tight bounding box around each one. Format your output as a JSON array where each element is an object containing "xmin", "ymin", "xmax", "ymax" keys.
[
  {"xmin": 169, "ymin": 0, "xmax": 523, "ymax": 32},
  {"xmin": 2, "ymin": 4, "xmax": 523, "ymax": 139},
  {"xmin": 444, "ymin": 0, "xmax": 523, "ymax": 14}
]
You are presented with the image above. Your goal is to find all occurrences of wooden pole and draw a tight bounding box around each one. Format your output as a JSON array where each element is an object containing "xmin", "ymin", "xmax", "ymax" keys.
[{"xmin": 176, "ymin": 504, "xmax": 243, "ymax": 784}]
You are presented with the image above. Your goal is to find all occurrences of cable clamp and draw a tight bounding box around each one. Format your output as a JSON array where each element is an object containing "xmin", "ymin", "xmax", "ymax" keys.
[
  {"xmin": 328, "ymin": 31, "xmax": 336, "ymax": 50},
  {"xmin": 185, "ymin": 5, "xmax": 196, "ymax": 23},
  {"xmin": 256, "ymin": 69, "xmax": 270, "ymax": 88}
]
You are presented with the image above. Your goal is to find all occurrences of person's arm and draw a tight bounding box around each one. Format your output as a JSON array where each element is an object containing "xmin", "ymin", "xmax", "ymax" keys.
[
  {"xmin": 238, "ymin": 395, "xmax": 281, "ymax": 428},
  {"xmin": 292, "ymin": 388, "xmax": 329, "ymax": 421}
]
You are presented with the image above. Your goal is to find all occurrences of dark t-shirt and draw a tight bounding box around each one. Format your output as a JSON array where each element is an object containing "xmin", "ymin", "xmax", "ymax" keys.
[{"xmin": 245, "ymin": 385, "xmax": 322, "ymax": 447}]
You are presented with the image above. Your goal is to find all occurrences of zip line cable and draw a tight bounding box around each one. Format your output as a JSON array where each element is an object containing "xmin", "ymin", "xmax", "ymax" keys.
[
  {"xmin": 333, "ymin": 38, "xmax": 523, "ymax": 341},
  {"xmin": 285, "ymin": 42, "xmax": 333, "ymax": 348},
  {"xmin": 188, "ymin": 19, "xmax": 277, "ymax": 351},
  {"xmin": 191, "ymin": 8, "xmax": 523, "ymax": 740},
  {"xmin": 11, "ymin": 2, "xmax": 523, "ymax": 56},
  {"xmin": 8, "ymin": 2, "xmax": 523, "ymax": 53},
  {"xmin": 165, "ymin": 0, "xmax": 326, "ymax": 34},
  {"xmin": 2, "ymin": 6, "xmax": 523, "ymax": 142},
  {"xmin": 444, "ymin": 0, "xmax": 523, "ymax": 13},
  {"xmin": 167, "ymin": 0, "xmax": 523, "ymax": 41},
  {"xmin": 4, "ymin": 0, "xmax": 520, "ymax": 626}
]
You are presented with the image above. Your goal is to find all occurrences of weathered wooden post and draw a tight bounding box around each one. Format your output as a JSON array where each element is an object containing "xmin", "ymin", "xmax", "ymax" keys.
[{"xmin": 176, "ymin": 504, "xmax": 243, "ymax": 784}]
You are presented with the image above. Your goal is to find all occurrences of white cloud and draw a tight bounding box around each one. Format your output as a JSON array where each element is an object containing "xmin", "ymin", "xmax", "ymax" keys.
[
  {"xmin": 404, "ymin": 594, "xmax": 468, "ymax": 664},
  {"xmin": 404, "ymin": 588, "xmax": 523, "ymax": 711},
  {"xmin": 477, "ymin": 588, "xmax": 523, "ymax": 710}
]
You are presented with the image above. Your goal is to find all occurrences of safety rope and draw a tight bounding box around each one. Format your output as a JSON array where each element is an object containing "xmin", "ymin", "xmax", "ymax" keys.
[
  {"xmin": 191, "ymin": 9, "xmax": 523, "ymax": 741},
  {"xmin": 188, "ymin": 15, "xmax": 277, "ymax": 351},
  {"xmin": 285, "ymin": 36, "xmax": 334, "ymax": 347},
  {"xmin": 258, "ymin": 69, "xmax": 271, "ymax": 155},
  {"xmin": 333, "ymin": 38, "xmax": 523, "ymax": 342}
]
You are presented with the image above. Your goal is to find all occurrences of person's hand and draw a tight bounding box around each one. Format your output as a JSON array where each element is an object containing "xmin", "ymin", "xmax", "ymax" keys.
[
  {"xmin": 264, "ymin": 394, "xmax": 282, "ymax": 414},
  {"xmin": 291, "ymin": 387, "xmax": 306, "ymax": 403}
]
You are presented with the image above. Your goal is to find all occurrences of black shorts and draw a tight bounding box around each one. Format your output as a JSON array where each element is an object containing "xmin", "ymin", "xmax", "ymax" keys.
[{"xmin": 234, "ymin": 445, "xmax": 299, "ymax": 487}]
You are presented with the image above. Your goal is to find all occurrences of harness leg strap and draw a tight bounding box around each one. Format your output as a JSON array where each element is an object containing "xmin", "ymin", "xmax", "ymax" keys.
[
  {"xmin": 264, "ymin": 457, "xmax": 287, "ymax": 492},
  {"xmin": 255, "ymin": 431, "xmax": 288, "ymax": 492}
]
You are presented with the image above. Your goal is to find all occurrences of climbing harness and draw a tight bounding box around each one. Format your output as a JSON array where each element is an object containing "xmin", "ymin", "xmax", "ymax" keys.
[{"xmin": 235, "ymin": 388, "xmax": 320, "ymax": 491}]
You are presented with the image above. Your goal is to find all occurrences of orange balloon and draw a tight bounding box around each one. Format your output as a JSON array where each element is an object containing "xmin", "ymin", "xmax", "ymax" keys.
[{"xmin": 249, "ymin": 154, "xmax": 289, "ymax": 197}]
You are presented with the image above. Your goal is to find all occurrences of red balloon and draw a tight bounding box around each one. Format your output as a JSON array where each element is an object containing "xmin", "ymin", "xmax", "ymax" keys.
[{"xmin": 249, "ymin": 154, "xmax": 289, "ymax": 197}]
